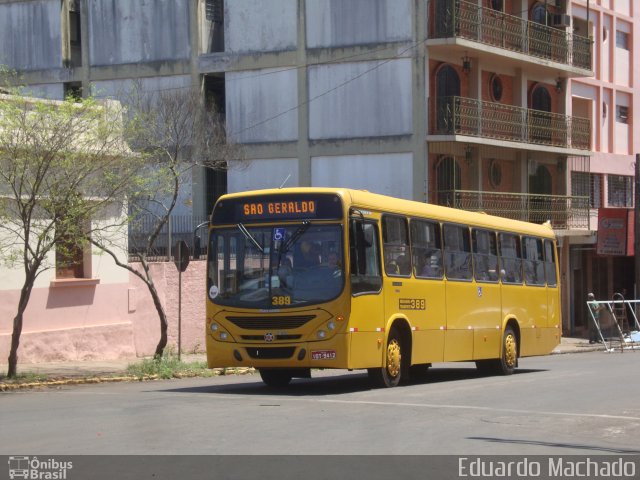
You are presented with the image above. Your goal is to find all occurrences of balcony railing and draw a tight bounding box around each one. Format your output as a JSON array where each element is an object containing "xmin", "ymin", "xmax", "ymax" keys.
[
  {"xmin": 435, "ymin": 190, "xmax": 590, "ymax": 230},
  {"xmin": 428, "ymin": 0, "xmax": 592, "ymax": 71},
  {"xmin": 430, "ymin": 96, "xmax": 591, "ymax": 151}
]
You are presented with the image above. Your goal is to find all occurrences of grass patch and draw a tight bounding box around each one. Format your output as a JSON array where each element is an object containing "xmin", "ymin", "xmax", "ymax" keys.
[
  {"xmin": 0, "ymin": 372, "xmax": 49, "ymax": 384},
  {"xmin": 126, "ymin": 352, "xmax": 216, "ymax": 380}
]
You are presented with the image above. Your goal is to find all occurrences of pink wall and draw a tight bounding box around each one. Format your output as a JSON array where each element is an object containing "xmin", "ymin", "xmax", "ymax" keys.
[{"xmin": 0, "ymin": 261, "xmax": 207, "ymax": 364}]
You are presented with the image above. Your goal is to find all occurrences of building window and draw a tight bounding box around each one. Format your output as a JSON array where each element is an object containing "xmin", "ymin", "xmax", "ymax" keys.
[
  {"xmin": 616, "ymin": 30, "xmax": 629, "ymax": 50},
  {"xmin": 572, "ymin": 172, "xmax": 602, "ymax": 209},
  {"xmin": 616, "ymin": 105, "xmax": 629, "ymax": 124},
  {"xmin": 490, "ymin": 0, "xmax": 503, "ymax": 11},
  {"xmin": 607, "ymin": 175, "xmax": 633, "ymax": 207},
  {"xmin": 205, "ymin": 0, "xmax": 224, "ymax": 23},
  {"xmin": 489, "ymin": 74, "xmax": 503, "ymax": 102},
  {"xmin": 55, "ymin": 219, "xmax": 88, "ymax": 279}
]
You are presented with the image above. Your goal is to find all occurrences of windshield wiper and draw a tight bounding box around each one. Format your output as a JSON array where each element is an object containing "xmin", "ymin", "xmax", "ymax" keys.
[
  {"xmin": 280, "ymin": 221, "xmax": 310, "ymax": 254},
  {"xmin": 237, "ymin": 223, "xmax": 264, "ymax": 253}
]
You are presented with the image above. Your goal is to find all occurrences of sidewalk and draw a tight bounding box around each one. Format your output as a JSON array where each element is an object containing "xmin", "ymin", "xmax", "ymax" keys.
[{"xmin": 0, "ymin": 337, "xmax": 605, "ymax": 388}]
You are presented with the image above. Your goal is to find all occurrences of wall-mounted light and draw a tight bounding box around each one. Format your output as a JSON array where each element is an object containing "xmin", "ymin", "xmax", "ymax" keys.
[
  {"xmin": 462, "ymin": 53, "xmax": 471, "ymax": 74},
  {"xmin": 555, "ymin": 77, "xmax": 564, "ymax": 93},
  {"xmin": 464, "ymin": 145, "xmax": 473, "ymax": 166}
]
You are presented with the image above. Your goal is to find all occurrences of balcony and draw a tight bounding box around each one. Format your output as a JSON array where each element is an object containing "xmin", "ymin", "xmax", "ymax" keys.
[
  {"xmin": 430, "ymin": 96, "xmax": 591, "ymax": 152},
  {"xmin": 428, "ymin": 0, "xmax": 592, "ymax": 73},
  {"xmin": 435, "ymin": 190, "xmax": 590, "ymax": 230}
]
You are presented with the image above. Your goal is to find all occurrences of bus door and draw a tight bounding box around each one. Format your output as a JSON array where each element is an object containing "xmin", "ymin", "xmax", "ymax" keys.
[
  {"xmin": 443, "ymin": 224, "xmax": 475, "ymax": 361},
  {"xmin": 382, "ymin": 216, "xmax": 445, "ymax": 364},
  {"xmin": 544, "ymin": 239, "xmax": 561, "ymax": 351},
  {"xmin": 522, "ymin": 236, "xmax": 548, "ymax": 354},
  {"xmin": 471, "ymin": 229, "xmax": 502, "ymax": 359},
  {"xmin": 407, "ymin": 218, "xmax": 445, "ymax": 363},
  {"xmin": 347, "ymin": 215, "xmax": 385, "ymax": 369},
  {"xmin": 498, "ymin": 233, "xmax": 530, "ymax": 350}
]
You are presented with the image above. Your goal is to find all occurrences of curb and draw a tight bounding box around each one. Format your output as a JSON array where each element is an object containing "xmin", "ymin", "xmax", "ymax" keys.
[
  {"xmin": 0, "ymin": 367, "xmax": 256, "ymax": 391},
  {"xmin": 552, "ymin": 346, "xmax": 606, "ymax": 354}
]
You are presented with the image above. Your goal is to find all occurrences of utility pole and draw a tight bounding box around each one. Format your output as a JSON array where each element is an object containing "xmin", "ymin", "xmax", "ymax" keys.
[{"xmin": 635, "ymin": 154, "xmax": 640, "ymax": 299}]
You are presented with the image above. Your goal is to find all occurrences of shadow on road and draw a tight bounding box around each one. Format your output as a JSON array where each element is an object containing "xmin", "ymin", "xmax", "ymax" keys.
[
  {"xmin": 155, "ymin": 366, "xmax": 546, "ymax": 397},
  {"xmin": 468, "ymin": 436, "xmax": 640, "ymax": 454}
]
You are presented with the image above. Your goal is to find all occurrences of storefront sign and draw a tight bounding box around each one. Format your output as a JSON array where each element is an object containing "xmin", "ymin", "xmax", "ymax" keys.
[{"xmin": 596, "ymin": 208, "xmax": 633, "ymax": 256}]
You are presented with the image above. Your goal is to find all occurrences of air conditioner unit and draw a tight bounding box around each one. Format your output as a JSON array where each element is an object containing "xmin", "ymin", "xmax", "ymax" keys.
[{"xmin": 552, "ymin": 14, "xmax": 571, "ymax": 28}]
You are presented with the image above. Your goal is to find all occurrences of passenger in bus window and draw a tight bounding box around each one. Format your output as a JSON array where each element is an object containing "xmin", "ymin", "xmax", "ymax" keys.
[
  {"xmin": 396, "ymin": 254, "xmax": 411, "ymax": 275},
  {"xmin": 421, "ymin": 252, "xmax": 441, "ymax": 278},
  {"xmin": 327, "ymin": 251, "xmax": 340, "ymax": 268}
]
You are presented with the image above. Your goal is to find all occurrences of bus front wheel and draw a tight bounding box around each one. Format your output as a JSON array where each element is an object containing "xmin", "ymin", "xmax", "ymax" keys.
[
  {"xmin": 259, "ymin": 369, "xmax": 293, "ymax": 387},
  {"xmin": 368, "ymin": 328, "xmax": 403, "ymax": 388}
]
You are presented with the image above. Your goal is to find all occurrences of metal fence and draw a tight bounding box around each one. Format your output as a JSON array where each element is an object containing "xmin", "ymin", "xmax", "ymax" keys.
[
  {"xmin": 436, "ymin": 190, "xmax": 590, "ymax": 230},
  {"xmin": 429, "ymin": 0, "xmax": 592, "ymax": 70},
  {"xmin": 128, "ymin": 214, "xmax": 209, "ymax": 262},
  {"xmin": 430, "ymin": 96, "xmax": 591, "ymax": 151}
]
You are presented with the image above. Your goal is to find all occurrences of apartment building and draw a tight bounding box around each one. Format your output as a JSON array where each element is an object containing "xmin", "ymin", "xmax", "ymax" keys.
[{"xmin": 0, "ymin": 0, "xmax": 635, "ymax": 333}]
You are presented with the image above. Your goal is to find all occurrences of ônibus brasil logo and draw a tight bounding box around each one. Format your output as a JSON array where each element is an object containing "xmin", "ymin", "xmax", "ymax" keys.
[{"xmin": 8, "ymin": 456, "xmax": 73, "ymax": 479}]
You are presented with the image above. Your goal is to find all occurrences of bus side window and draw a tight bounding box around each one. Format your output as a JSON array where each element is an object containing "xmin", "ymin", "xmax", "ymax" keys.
[
  {"xmin": 472, "ymin": 229, "xmax": 498, "ymax": 282},
  {"xmin": 544, "ymin": 239, "xmax": 557, "ymax": 286},
  {"xmin": 350, "ymin": 219, "xmax": 382, "ymax": 295},
  {"xmin": 382, "ymin": 215, "xmax": 411, "ymax": 276},
  {"xmin": 411, "ymin": 219, "xmax": 443, "ymax": 279},
  {"xmin": 499, "ymin": 233, "xmax": 523, "ymax": 284},
  {"xmin": 443, "ymin": 224, "xmax": 472, "ymax": 281},
  {"xmin": 523, "ymin": 237, "xmax": 545, "ymax": 286}
]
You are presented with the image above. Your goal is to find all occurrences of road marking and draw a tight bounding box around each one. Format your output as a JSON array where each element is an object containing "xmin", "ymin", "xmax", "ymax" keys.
[{"xmin": 309, "ymin": 398, "xmax": 640, "ymax": 422}]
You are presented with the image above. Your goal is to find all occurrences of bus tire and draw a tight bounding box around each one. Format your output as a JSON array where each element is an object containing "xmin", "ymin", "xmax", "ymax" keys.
[
  {"xmin": 368, "ymin": 327, "xmax": 403, "ymax": 388},
  {"xmin": 259, "ymin": 369, "xmax": 293, "ymax": 387},
  {"xmin": 498, "ymin": 325, "xmax": 518, "ymax": 375},
  {"xmin": 475, "ymin": 326, "xmax": 518, "ymax": 375}
]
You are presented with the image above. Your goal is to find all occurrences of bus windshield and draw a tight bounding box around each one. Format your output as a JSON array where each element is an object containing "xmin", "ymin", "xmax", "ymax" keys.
[{"xmin": 208, "ymin": 223, "xmax": 344, "ymax": 309}]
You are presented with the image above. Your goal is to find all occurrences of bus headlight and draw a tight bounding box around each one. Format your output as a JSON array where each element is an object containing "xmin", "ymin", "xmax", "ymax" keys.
[
  {"xmin": 210, "ymin": 323, "xmax": 219, "ymax": 332},
  {"xmin": 220, "ymin": 332, "xmax": 228, "ymax": 340},
  {"xmin": 316, "ymin": 330, "xmax": 327, "ymax": 339},
  {"xmin": 327, "ymin": 321, "xmax": 336, "ymax": 331}
]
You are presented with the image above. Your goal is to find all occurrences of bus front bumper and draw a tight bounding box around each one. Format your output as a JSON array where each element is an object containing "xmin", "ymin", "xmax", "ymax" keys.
[{"xmin": 206, "ymin": 333, "xmax": 351, "ymax": 370}]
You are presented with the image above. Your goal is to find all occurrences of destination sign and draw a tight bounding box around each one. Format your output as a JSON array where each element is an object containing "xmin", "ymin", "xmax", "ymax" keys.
[
  {"xmin": 212, "ymin": 193, "xmax": 343, "ymax": 224},
  {"xmin": 243, "ymin": 200, "xmax": 316, "ymax": 218}
]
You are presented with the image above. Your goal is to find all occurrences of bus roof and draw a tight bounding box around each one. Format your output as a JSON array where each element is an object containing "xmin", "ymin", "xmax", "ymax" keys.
[{"xmin": 215, "ymin": 187, "xmax": 556, "ymax": 239}]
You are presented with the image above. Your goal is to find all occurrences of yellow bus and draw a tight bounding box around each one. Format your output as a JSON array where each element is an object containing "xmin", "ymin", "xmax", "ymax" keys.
[{"xmin": 206, "ymin": 188, "xmax": 561, "ymax": 387}]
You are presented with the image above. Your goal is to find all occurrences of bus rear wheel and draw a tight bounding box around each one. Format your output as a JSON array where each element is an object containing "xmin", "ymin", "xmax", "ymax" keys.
[
  {"xmin": 476, "ymin": 325, "xmax": 518, "ymax": 375},
  {"xmin": 368, "ymin": 328, "xmax": 403, "ymax": 388},
  {"xmin": 259, "ymin": 369, "xmax": 293, "ymax": 387}
]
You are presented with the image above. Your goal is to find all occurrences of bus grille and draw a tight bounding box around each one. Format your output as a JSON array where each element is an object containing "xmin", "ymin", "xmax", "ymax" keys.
[
  {"xmin": 241, "ymin": 334, "xmax": 302, "ymax": 341},
  {"xmin": 226, "ymin": 315, "xmax": 315, "ymax": 330},
  {"xmin": 245, "ymin": 347, "xmax": 296, "ymax": 359}
]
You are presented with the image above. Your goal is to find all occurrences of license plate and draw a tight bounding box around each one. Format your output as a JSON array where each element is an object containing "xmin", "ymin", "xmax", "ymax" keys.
[{"xmin": 311, "ymin": 350, "xmax": 336, "ymax": 360}]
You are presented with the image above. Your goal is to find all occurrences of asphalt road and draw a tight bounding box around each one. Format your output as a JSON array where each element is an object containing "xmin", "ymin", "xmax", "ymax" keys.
[{"xmin": 2, "ymin": 351, "xmax": 640, "ymax": 455}]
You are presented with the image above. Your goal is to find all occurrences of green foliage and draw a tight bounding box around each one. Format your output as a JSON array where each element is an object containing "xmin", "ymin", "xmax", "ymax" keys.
[{"xmin": 125, "ymin": 350, "xmax": 215, "ymax": 380}]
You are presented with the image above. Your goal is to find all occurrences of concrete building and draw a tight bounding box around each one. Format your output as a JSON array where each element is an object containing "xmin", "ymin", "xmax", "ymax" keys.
[
  {"xmin": 567, "ymin": 0, "xmax": 638, "ymax": 333},
  {"xmin": 1, "ymin": 0, "xmax": 636, "ymax": 338}
]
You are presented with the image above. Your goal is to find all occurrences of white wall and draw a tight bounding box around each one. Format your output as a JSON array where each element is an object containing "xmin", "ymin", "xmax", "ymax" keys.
[
  {"xmin": 0, "ymin": 0, "xmax": 61, "ymax": 70},
  {"xmin": 306, "ymin": 0, "xmax": 412, "ymax": 48},
  {"xmin": 311, "ymin": 153, "xmax": 413, "ymax": 199},
  {"xmin": 226, "ymin": 0, "xmax": 297, "ymax": 53},
  {"xmin": 226, "ymin": 68, "xmax": 299, "ymax": 143},
  {"xmin": 228, "ymin": 158, "xmax": 299, "ymax": 193},
  {"xmin": 88, "ymin": 0, "xmax": 191, "ymax": 66},
  {"xmin": 308, "ymin": 59, "xmax": 413, "ymax": 139}
]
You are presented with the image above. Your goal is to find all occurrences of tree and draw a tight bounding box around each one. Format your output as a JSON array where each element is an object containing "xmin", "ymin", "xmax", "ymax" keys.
[
  {"xmin": 90, "ymin": 84, "xmax": 243, "ymax": 359},
  {"xmin": 0, "ymin": 75, "xmax": 139, "ymax": 377}
]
